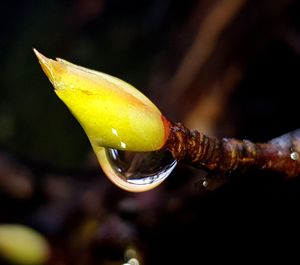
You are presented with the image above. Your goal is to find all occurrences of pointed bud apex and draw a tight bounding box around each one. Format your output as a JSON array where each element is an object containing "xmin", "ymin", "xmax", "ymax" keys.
[{"xmin": 34, "ymin": 49, "xmax": 170, "ymax": 152}]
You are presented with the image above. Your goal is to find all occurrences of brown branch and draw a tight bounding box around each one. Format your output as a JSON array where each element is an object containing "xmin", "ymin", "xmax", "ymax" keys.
[{"xmin": 165, "ymin": 122, "xmax": 300, "ymax": 178}]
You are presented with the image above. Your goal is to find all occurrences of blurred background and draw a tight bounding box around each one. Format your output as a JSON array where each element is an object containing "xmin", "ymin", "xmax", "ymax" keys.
[{"xmin": 1, "ymin": 0, "xmax": 300, "ymax": 264}]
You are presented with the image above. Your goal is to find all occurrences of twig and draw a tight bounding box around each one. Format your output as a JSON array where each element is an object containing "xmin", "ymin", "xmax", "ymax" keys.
[{"xmin": 166, "ymin": 122, "xmax": 300, "ymax": 178}]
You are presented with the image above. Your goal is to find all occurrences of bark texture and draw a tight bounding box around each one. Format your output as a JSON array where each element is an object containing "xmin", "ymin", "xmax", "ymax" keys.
[{"xmin": 166, "ymin": 122, "xmax": 300, "ymax": 178}]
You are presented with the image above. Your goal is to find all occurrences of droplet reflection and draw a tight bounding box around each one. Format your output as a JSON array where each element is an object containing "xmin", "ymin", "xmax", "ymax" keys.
[
  {"xmin": 96, "ymin": 148, "xmax": 177, "ymax": 192},
  {"xmin": 202, "ymin": 180, "xmax": 208, "ymax": 188},
  {"xmin": 290, "ymin": 151, "xmax": 299, "ymax": 161}
]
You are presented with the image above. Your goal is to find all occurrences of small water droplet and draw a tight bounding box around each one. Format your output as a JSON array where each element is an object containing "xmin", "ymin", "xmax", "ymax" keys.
[
  {"xmin": 202, "ymin": 180, "xmax": 208, "ymax": 187},
  {"xmin": 127, "ymin": 258, "xmax": 140, "ymax": 265},
  {"xmin": 290, "ymin": 151, "xmax": 299, "ymax": 160},
  {"xmin": 97, "ymin": 148, "xmax": 177, "ymax": 192}
]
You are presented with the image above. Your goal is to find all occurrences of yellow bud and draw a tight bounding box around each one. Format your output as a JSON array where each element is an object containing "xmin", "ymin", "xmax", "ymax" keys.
[
  {"xmin": 34, "ymin": 49, "xmax": 170, "ymax": 152},
  {"xmin": 0, "ymin": 224, "xmax": 49, "ymax": 265}
]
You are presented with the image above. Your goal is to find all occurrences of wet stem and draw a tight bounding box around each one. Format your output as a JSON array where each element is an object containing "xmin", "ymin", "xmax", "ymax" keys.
[{"xmin": 165, "ymin": 122, "xmax": 300, "ymax": 178}]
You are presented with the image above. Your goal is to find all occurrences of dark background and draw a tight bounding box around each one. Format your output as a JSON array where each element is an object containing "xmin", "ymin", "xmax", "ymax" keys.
[{"xmin": 0, "ymin": 0, "xmax": 300, "ymax": 264}]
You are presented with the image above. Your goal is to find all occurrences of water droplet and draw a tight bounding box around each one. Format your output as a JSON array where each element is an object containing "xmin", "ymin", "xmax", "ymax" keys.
[
  {"xmin": 97, "ymin": 148, "xmax": 177, "ymax": 192},
  {"xmin": 202, "ymin": 180, "xmax": 208, "ymax": 187},
  {"xmin": 290, "ymin": 151, "xmax": 299, "ymax": 160},
  {"xmin": 127, "ymin": 258, "xmax": 140, "ymax": 265}
]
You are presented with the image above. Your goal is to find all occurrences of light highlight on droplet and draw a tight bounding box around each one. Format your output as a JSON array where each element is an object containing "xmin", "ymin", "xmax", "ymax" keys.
[{"xmin": 95, "ymin": 148, "xmax": 177, "ymax": 192}]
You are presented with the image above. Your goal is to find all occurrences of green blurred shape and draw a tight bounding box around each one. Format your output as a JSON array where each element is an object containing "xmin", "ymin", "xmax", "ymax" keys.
[{"xmin": 0, "ymin": 224, "xmax": 49, "ymax": 265}]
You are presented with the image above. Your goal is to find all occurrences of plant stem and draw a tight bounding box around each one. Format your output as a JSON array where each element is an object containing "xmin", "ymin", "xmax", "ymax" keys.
[{"xmin": 165, "ymin": 122, "xmax": 300, "ymax": 178}]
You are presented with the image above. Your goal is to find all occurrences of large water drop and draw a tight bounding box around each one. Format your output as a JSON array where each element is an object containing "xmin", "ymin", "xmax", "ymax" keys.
[{"xmin": 96, "ymin": 148, "xmax": 177, "ymax": 192}]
